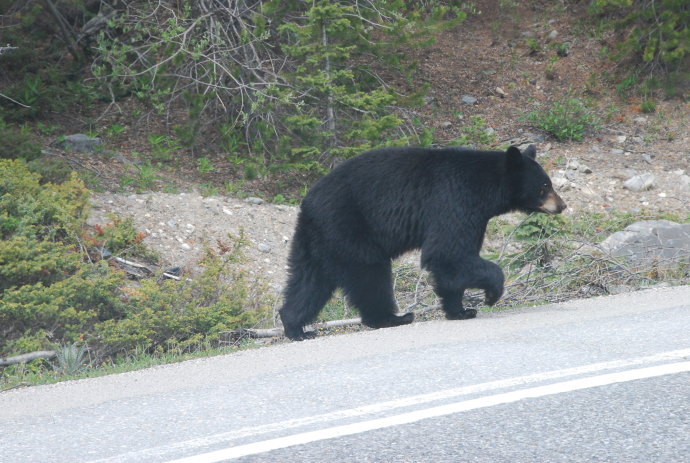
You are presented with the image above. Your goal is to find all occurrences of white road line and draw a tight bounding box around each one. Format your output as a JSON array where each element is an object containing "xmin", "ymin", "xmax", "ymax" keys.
[
  {"xmin": 91, "ymin": 349, "xmax": 690, "ymax": 463},
  {"xmin": 166, "ymin": 361, "xmax": 690, "ymax": 463}
]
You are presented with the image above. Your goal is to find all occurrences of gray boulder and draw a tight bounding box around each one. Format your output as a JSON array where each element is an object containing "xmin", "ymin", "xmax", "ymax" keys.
[
  {"xmin": 59, "ymin": 134, "xmax": 102, "ymax": 153},
  {"xmin": 600, "ymin": 220, "xmax": 690, "ymax": 269}
]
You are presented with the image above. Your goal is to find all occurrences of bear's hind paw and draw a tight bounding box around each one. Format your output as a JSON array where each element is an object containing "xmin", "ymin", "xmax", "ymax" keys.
[
  {"xmin": 284, "ymin": 327, "xmax": 317, "ymax": 341},
  {"xmin": 445, "ymin": 308, "xmax": 478, "ymax": 320}
]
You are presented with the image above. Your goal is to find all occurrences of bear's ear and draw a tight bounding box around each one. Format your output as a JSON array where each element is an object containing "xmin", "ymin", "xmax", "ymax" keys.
[
  {"xmin": 506, "ymin": 146, "xmax": 523, "ymax": 168},
  {"xmin": 523, "ymin": 144, "xmax": 537, "ymax": 160}
]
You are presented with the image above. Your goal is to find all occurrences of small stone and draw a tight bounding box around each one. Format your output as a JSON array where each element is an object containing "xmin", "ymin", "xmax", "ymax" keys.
[
  {"xmin": 623, "ymin": 173, "xmax": 655, "ymax": 192},
  {"xmin": 616, "ymin": 135, "xmax": 627, "ymax": 143},
  {"xmin": 552, "ymin": 176, "xmax": 568, "ymax": 189},
  {"xmin": 495, "ymin": 87, "xmax": 506, "ymax": 97},
  {"xmin": 245, "ymin": 197, "xmax": 264, "ymax": 205},
  {"xmin": 633, "ymin": 116, "xmax": 647, "ymax": 124},
  {"xmin": 524, "ymin": 132, "xmax": 546, "ymax": 143},
  {"xmin": 181, "ymin": 243, "xmax": 192, "ymax": 251},
  {"xmin": 680, "ymin": 175, "xmax": 690, "ymax": 190},
  {"xmin": 641, "ymin": 153, "xmax": 653, "ymax": 163},
  {"xmin": 167, "ymin": 219, "xmax": 178, "ymax": 228},
  {"xmin": 461, "ymin": 95, "xmax": 478, "ymax": 105},
  {"xmin": 610, "ymin": 149, "xmax": 624, "ymax": 155},
  {"xmin": 547, "ymin": 30, "xmax": 559, "ymax": 40},
  {"xmin": 566, "ymin": 160, "xmax": 580, "ymax": 171},
  {"xmin": 579, "ymin": 165, "xmax": 593, "ymax": 174},
  {"xmin": 440, "ymin": 121, "xmax": 452, "ymax": 129},
  {"xmin": 258, "ymin": 243, "xmax": 271, "ymax": 253}
]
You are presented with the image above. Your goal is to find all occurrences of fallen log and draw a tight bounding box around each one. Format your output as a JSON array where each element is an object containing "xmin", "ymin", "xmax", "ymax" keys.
[{"xmin": 0, "ymin": 350, "xmax": 56, "ymax": 367}]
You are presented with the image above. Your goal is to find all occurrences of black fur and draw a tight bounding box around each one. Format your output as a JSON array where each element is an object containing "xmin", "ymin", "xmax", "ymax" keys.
[{"xmin": 280, "ymin": 145, "xmax": 565, "ymax": 340}]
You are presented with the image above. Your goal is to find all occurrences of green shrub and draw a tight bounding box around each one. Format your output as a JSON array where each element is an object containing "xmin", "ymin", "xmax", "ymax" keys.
[
  {"xmin": 93, "ymin": 243, "xmax": 272, "ymax": 358},
  {"xmin": 0, "ymin": 237, "xmax": 81, "ymax": 292},
  {"xmin": 640, "ymin": 100, "xmax": 657, "ymax": 113},
  {"xmin": 589, "ymin": 0, "xmax": 690, "ymax": 96},
  {"xmin": 0, "ymin": 159, "xmax": 90, "ymax": 241},
  {"xmin": 0, "ymin": 160, "xmax": 271, "ymax": 365},
  {"xmin": 1, "ymin": 262, "xmax": 126, "ymax": 356},
  {"xmin": 451, "ymin": 115, "xmax": 497, "ymax": 148},
  {"xmin": 0, "ymin": 128, "xmax": 42, "ymax": 161},
  {"xmin": 27, "ymin": 157, "xmax": 73, "ymax": 184},
  {"xmin": 87, "ymin": 216, "xmax": 159, "ymax": 263},
  {"xmin": 527, "ymin": 97, "xmax": 601, "ymax": 141}
]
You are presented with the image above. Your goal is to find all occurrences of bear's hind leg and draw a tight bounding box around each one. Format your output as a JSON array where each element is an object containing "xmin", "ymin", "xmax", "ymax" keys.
[
  {"xmin": 426, "ymin": 256, "xmax": 504, "ymax": 320},
  {"xmin": 280, "ymin": 267, "xmax": 335, "ymax": 341},
  {"xmin": 341, "ymin": 262, "xmax": 414, "ymax": 329}
]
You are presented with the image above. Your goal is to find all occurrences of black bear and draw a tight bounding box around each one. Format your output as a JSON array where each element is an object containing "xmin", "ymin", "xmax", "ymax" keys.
[{"xmin": 280, "ymin": 145, "xmax": 566, "ymax": 340}]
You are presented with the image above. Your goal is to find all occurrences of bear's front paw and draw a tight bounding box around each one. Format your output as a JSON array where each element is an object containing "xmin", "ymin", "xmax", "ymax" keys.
[{"xmin": 445, "ymin": 308, "xmax": 477, "ymax": 320}]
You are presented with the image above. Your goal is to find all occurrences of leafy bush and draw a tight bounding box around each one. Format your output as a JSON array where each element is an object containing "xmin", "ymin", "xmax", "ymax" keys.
[
  {"xmin": 0, "ymin": 127, "xmax": 42, "ymax": 161},
  {"xmin": 640, "ymin": 100, "xmax": 657, "ymax": 113},
  {"xmin": 85, "ymin": 216, "xmax": 159, "ymax": 263},
  {"xmin": 27, "ymin": 157, "xmax": 73, "ymax": 184},
  {"xmin": 0, "ymin": 159, "xmax": 90, "ymax": 241},
  {"xmin": 0, "ymin": 160, "xmax": 272, "ymax": 365},
  {"xmin": 451, "ymin": 115, "xmax": 497, "ymax": 148},
  {"xmin": 527, "ymin": 97, "xmax": 601, "ymax": 141},
  {"xmin": 94, "ymin": 243, "xmax": 272, "ymax": 358},
  {"xmin": 589, "ymin": 0, "xmax": 690, "ymax": 96}
]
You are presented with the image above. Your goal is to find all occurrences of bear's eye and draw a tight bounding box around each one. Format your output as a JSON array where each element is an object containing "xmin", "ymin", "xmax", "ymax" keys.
[{"xmin": 539, "ymin": 183, "xmax": 549, "ymax": 196}]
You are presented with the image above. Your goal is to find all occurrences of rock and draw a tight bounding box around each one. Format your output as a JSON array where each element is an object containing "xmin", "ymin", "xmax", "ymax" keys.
[
  {"xmin": 616, "ymin": 135, "xmax": 627, "ymax": 143},
  {"xmin": 547, "ymin": 30, "xmax": 559, "ymax": 40},
  {"xmin": 566, "ymin": 159, "xmax": 580, "ymax": 171},
  {"xmin": 552, "ymin": 176, "xmax": 569, "ymax": 190},
  {"xmin": 180, "ymin": 243, "xmax": 192, "ymax": 251},
  {"xmin": 440, "ymin": 121, "xmax": 452, "ymax": 129},
  {"xmin": 245, "ymin": 197, "xmax": 264, "ymax": 205},
  {"xmin": 461, "ymin": 95, "xmax": 478, "ymax": 105},
  {"xmin": 523, "ymin": 132, "xmax": 546, "ymax": 143},
  {"xmin": 578, "ymin": 164, "xmax": 593, "ymax": 174},
  {"xmin": 610, "ymin": 148, "xmax": 624, "ymax": 155},
  {"xmin": 59, "ymin": 134, "xmax": 102, "ymax": 153},
  {"xmin": 623, "ymin": 173, "xmax": 655, "ymax": 192},
  {"xmin": 679, "ymin": 174, "xmax": 690, "ymax": 190},
  {"xmin": 258, "ymin": 243, "xmax": 271, "ymax": 253},
  {"xmin": 565, "ymin": 170, "xmax": 579, "ymax": 181},
  {"xmin": 633, "ymin": 116, "xmax": 647, "ymax": 124},
  {"xmin": 606, "ymin": 284, "xmax": 634, "ymax": 295},
  {"xmin": 495, "ymin": 87, "xmax": 506, "ymax": 97},
  {"xmin": 641, "ymin": 153, "xmax": 653, "ymax": 164},
  {"xmin": 599, "ymin": 220, "xmax": 690, "ymax": 270}
]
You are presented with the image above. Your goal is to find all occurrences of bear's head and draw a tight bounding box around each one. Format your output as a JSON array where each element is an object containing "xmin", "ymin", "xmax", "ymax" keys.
[{"xmin": 506, "ymin": 145, "xmax": 567, "ymax": 215}]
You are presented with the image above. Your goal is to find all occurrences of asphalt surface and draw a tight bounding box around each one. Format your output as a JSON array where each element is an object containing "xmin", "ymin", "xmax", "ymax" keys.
[{"xmin": 1, "ymin": 285, "xmax": 689, "ymax": 462}]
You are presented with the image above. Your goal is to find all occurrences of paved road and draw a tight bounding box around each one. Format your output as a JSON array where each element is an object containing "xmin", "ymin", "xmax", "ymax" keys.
[{"xmin": 1, "ymin": 285, "xmax": 689, "ymax": 462}]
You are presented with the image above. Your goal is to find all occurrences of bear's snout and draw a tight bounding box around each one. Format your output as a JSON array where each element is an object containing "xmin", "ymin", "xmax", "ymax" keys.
[{"xmin": 538, "ymin": 190, "xmax": 567, "ymax": 214}]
